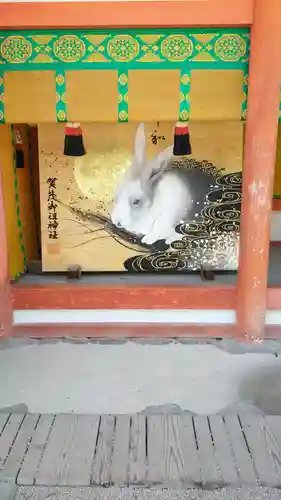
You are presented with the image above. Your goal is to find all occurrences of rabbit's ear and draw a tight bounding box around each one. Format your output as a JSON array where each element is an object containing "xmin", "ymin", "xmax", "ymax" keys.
[
  {"xmin": 146, "ymin": 145, "xmax": 174, "ymax": 184},
  {"xmin": 156, "ymin": 145, "xmax": 174, "ymax": 168},
  {"xmin": 133, "ymin": 123, "xmax": 146, "ymax": 166}
]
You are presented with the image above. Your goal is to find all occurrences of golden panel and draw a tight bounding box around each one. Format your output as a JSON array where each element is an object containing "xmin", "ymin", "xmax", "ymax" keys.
[
  {"xmin": 4, "ymin": 71, "xmax": 56, "ymax": 123},
  {"xmin": 189, "ymin": 69, "xmax": 244, "ymax": 120},
  {"xmin": 66, "ymin": 70, "xmax": 118, "ymax": 122},
  {"xmin": 129, "ymin": 70, "xmax": 180, "ymax": 122},
  {"xmin": 16, "ymin": 124, "xmax": 38, "ymax": 263},
  {"xmin": 0, "ymin": 125, "xmax": 22, "ymax": 278}
]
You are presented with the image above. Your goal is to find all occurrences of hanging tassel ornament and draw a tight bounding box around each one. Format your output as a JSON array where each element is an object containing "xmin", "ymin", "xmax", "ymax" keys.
[
  {"xmin": 14, "ymin": 126, "xmax": 25, "ymax": 169},
  {"xmin": 63, "ymin": 122, "xmax": 86, "ymax": 157},
  {"xmin": 173, "ymin": 122, "xmax": 192, "ymax": 156}
]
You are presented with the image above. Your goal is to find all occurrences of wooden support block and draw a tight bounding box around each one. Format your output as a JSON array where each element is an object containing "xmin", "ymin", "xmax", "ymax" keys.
[
  {"xmin": 200, "ymin": 266, "xmax": 215, "ymax": 281},
  {"xmin": 26, "ymin": 260, "xmax": 43, "ymax": 275},
  {"xmin": 67, "ymin": 265, "xmax": 82, "ymax": 280}
]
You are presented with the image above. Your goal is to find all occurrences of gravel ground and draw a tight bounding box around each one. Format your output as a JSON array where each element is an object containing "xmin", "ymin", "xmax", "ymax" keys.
[
  {"xmin": 14, "ymin": 487, "xmax": 281, "ymax": 500},
  {"xmin": 1, "ymin": 342, "xmax": 281, "ymax": 414}
]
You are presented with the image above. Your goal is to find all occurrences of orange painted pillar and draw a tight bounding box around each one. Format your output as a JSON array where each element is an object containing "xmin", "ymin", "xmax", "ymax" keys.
[{"xmin": 237, "ymin": 0, "xmax": 281, "ymax": 341}]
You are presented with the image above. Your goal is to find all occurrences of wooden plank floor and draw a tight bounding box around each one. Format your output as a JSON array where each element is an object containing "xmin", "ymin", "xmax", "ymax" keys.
[{"xmin": 0, "ymin": 413, "xmax": 281, "ymax": 488}]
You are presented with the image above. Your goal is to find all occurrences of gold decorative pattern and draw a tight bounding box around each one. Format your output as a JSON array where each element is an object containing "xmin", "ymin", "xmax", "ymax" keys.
[
  {"xmin": 54, "ymin": 35, "xmax": 86, "ymax": 62},
  {"xmin": 138, "ymin": 51, "xmax": 162, "ymax": 63},
  {"xmin": 57, "ymin": 110, "xmax": 67, "ymax": 121},
  {"xmin": 161, "ymin": 35, "xmax": 193, "ymax": 61},
  {"xmin": 83, "ymin": 52, "xmax": 109, "ymax": 63},
  {"xmin": 56, "ymin": 74, "xmax": 65, "ymax": 86},
  {"xmin": 29, "ymin": 35, "xmax": 55, "ymax": 45},
  {"xmin": 1, "ymin": 36, "xmax": 32, "ymax": 63},
  {"xmin": 181, "ymin": 73, "xmax": 190, "ymax": 86},
  {"xmin": 118, "ymin": 73, "xmax": 128, "ymax": 86},
  {"xmin": 118, "ymin": 110, "xmax": 128, "ymax": 122},
  {"xmin": 138, "ymin": 35, "xmax": 162, "ymax": 45},
  {"xmin": 83, "ymin": 34, "xmax": 109, "ymax": 45},
  {"xmin": 0, "ymin": 29, "xmax": 251, "ymax": 122},
  {"xmin": 214, "ymin": 34, "xmax": 246, "ymax": 62},
  {"xmin": 31, "ymin": 54, "xmax": 54, "ymax": 63},
  {"xmin": 179, "ymin": 110, "xmax": 190, "ymax": 121},
  {"xmin": 107, "ymin": 35, "xmax": 139, "ymax": 62},
  {"xmin": 0, "ymin": 29, "xmax": 249, "ymax": 68}
]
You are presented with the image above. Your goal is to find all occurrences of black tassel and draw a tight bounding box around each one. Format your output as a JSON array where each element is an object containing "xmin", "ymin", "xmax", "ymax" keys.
[
  {"xmin": 64, "ymin": 123, "xmax": 86, "ymax": 157},
  {"xmin": 173, "ymin": 122, "xmax": 192, "ymax": 156},
  {"xmin": 15, "ymin": 149, "xmax": 25, "ymax": 169},
  {"xmin": 14, "ymin": 126, "xmax": 25, "ymax": 168}
]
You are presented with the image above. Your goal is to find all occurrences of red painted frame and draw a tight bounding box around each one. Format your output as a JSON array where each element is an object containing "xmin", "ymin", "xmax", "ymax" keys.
[
  {"xmin": 11, "ymin": 284, "xmax": 281, "ymax": 311},
  {"xmin": 12, "ymin": 284, "xmax": 237, "ymax": 310},
  {"xmin": 10, "ymin": 323, "xmax": 281, "ymax": 340},
  {"xmin": 1, "ymin": 0, "xmax": 281, "ymax": 338},
  {"xmin": 0, "ymin": 0, "xmax": 253, "ymax": 29}
]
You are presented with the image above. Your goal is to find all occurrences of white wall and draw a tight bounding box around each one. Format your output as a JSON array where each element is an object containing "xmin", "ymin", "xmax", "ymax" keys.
[{"xmin": 271, "ymin": 211, "xmax": 281, "ymax": 241}]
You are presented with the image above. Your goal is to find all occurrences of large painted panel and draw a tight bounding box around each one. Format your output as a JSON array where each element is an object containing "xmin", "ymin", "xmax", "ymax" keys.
[{"xmin": 39, "ymin": 121, "xmax": 242, "ymax": 272}]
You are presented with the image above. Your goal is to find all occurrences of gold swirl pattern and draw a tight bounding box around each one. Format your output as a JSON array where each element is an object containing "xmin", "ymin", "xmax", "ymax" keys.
[
  {"xmin": 124, "ymin": 161, "xmax": 242, "ymax": 272},
  {"xmin": 125, "ymin": 251, "xmax": 189, "ymax": 273}
]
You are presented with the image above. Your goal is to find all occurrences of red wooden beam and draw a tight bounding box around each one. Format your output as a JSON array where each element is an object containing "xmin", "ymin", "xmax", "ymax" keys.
[
  {"xmin": 272, "ymin": 199, "xmax": 281, "ymax": 211},
  {"xmin": 12, "ymin": 323, "xmax": 236, "ymax": 338},
  {"xmin": 12, "ymin": 284, "xmax": 237, "ymax": 310},
  {"xmin": 237, "ymin": 0, "xmax": 281, "ymax": 341},
  {"xmin": 0, "ymin": 0, "xmax": 253, "ymax": 30},
  {"xmin": 10, "ymin": 323, "xmax": 281, "ymax": 339},
  {"xmin": 12, "ymin": 283, "xmax": 281, "ymax": 311}
]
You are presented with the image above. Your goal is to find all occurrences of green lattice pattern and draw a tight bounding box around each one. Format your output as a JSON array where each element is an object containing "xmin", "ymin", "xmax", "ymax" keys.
[
  {"xmin": 118, "ymin": 71, "xmax": 128, "ymax": 122},
  {"xmin": 56, "ymin": 70, "xmax": 67, "ymax": 122},
  {"xmin": 179, "ymin": 70, "xmax": 191, "ymax": 122},
  {"xmin": 242, "ymin": 72, "xmax": 248, "ymax": 120},
  {"xmin": 0, "ymin": 72, "xmax": 4, "ymax": 123},
  {"xmin": 0, "ymin": 29, "xmax": 250, "ymax": 69}
]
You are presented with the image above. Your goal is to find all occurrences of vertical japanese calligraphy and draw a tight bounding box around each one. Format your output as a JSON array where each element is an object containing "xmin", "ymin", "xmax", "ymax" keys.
[
  {"xmin": 150, "ymin": 124, "xmax": 166, "ymax": 146},
  {"xmin": 47, "ymin": 177, "xmax": 59, "ymax": 240}
]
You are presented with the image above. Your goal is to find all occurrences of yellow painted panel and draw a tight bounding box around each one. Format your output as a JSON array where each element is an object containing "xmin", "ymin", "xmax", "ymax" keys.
[
  {"xmin": 0, "ymin": 125, "xmax": 23, "ymax": 279},
  {"xmin": 4, "ymin": 71, "xmax": 56, "ymax": 123},
  {"xmin": 16, "ymin": 125, "xmax": 38, "ymax": 263},
  {"xmin": 190, "ymin": 69, "xmax": 244, "ymax": 120},
  {"xmin": 129, "ymin": 70, "xmax": 180, "ymax": 122},
  {"xmin": 66, "ymin": 70, "xmax": 118, "ymax": 122},
  {"xmin": 273, "ymin": 123, "xmax": 281, "ymax": 196}
]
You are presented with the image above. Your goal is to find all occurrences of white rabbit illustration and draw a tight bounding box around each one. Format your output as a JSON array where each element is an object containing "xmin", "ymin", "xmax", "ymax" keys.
[{"xmin": 110, "ymin": 123, "xmax": 215, "ymax": 246}]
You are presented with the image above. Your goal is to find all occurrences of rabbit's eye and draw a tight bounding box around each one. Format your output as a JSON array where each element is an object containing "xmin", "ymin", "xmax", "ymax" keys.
[{"xmin": 132, "ymin": 199, "xmax": 141, "ymax": 206}]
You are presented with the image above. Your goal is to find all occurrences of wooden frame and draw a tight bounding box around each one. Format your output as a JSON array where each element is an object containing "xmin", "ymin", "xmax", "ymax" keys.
[
  {"xmin": 1, "ymin": 0, "xmax": 281, "ymax": 340},
  {"xmin": 237, "ymin": 0, "xmax": 281, "ymax": 339},
  {"xmin": 0, "ymin": 1, "xmax": 254, "ymax": 30},
  {"xmin": 12, "ymin": 284, "xmax": 237, "ymax": 310},
  {"xmin": 11, "ymin": 284, "xmax": 281, "ymax": 311},
  {"xmin": 10, "ymin": 324, "xmax": 281, "ymax": 339}
]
